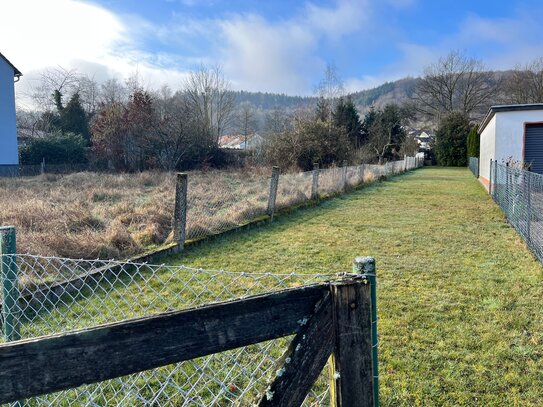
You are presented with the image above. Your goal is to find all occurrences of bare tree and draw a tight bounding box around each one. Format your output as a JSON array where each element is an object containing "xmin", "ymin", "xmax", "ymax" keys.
[
  {"xmin": 236, "ymin": 102, "xmax": 257, "ymax": 149},
  {"xmin": 29, "ymin": 66, "xmax": 81, "ymax": 111},
  {"xmin": 264, "ymin": 106, "xmax": 292, "ymax": 135},
  {"xmin": 184, "ymin": 65, "xmax": 235, "ymax": 146},
  {"xmin": 502, "ymin": 57, "xmax": 543, "ymax": 104},
  {"xmin": 315, "ymin": 63, "xmax": 345, "ymax": 123},
  {"xmin": 413, "ymin": 51, "xmax": 496, "ymax": 121},
  {"xmin": 99, "ymin": 78, "xmax": 128, "ymax": 106}
]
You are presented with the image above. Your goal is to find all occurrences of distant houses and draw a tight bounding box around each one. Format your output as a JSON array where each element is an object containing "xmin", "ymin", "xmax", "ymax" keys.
[
  {"xmin": 219, "ymin": 133, "xmax": 264, "ymax": 151},
  {"xmin": 0, "ymin": 52, "xmax": 21, "ymax": 176}
]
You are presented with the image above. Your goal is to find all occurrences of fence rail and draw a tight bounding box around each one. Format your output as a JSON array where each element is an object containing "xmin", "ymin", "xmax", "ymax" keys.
[
  {"xmin": 469, "ymin": 157, "xmax": 479, "ymax": 177},
  {"xmin": 489, "ymin": 160, "xmax": 543, "ymax": 263},
  {"xmin": 0, "ymin": 230, "xmax": 380, "ymax": 406}
]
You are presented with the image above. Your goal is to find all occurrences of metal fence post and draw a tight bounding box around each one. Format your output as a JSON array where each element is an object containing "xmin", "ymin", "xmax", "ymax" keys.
[
  {"xmin": 267, "ymin": 166, "xmax": 280, "ymax": 221},
  {"xmin": 0, "ymin": 226, "xmax": 21, "ymax": 342},
  {"xmin": 311, "ymin": 162, "xmax": 320, "ymax": 200},
  {"xmin": 173, "ymin": 173, "xmax": 188, "ymax": 249},
  {"xmin": 353, "ymin": 256, "xmax": 379, "ymax": 407},
  {"xmin": 341, "ymin": 160, "xmax": 348, "ymax": 192},
  {"xmin": 494, "ymin": 159, "xmax": 498, "ymax": 202},
  {"xmin": 526, "ymin": 171, "xmax": 532, "ymax": 242},
  {"xmin": 489, "ymin": 159, "xmax": 493, "ymax": 196}
]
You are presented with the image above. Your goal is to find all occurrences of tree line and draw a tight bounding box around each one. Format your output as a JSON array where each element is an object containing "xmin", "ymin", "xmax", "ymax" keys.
[{"xmin": 17, "ymin": 52, "xmax": 543, "ymax": 170}]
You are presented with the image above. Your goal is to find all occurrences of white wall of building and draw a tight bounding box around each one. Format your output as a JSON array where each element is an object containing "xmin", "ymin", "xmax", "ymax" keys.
[
  {"xmin": 479, "ymin": 115, "xmax": 496, "ymax": 189},
  {"xmin": 479, "ymin": 109, "xmax": 543, "ymax": 190},
  {"xmin": 0, "ymin": 58, "xmax": 19, "ymax": 168}
]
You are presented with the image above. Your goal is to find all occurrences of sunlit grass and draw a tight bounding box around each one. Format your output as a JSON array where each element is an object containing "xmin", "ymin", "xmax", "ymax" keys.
[{"xmin": 164, "ymin": 167, "xmax": 543, "ymax": 406}]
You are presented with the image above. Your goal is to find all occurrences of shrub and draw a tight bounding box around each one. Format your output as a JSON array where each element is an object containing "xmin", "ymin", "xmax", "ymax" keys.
[
  {"xmin": 19, "ymin": 131, "xmax": 88, "ymax": 165},
  {"xmin": 264, "ymin": 119, "xmax": 351, "ymax": 171},
  {"xmin": 466, "ymin": 124, "xmax": 480, "ymax": 158},
  {"xmin": 435, "ymin": 112, "xmax": 471, "ymax": 167}
]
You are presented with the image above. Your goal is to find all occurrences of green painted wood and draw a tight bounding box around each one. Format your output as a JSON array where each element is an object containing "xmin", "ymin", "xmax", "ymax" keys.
[
  {"xmin": 0, "ymin": 283, "xmax": 329, "ymax": 403},
  {"xmin": 0, "ymin": 226, "xmax": 20, "ymax": 342}
]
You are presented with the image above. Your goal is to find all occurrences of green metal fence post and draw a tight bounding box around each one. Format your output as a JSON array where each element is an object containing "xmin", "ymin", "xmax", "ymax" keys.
[
  {"xmin": 353, "ymin": 256, "xmax": 379, "ymax": 407},
  {"xmin": 0, "ymin": 226, "xmax": 21, "ymax": 342},
  {"xmin": 489, "ymin": 159, "xmax": 493, "ymax": 196},
  {"xmin": 494, "ymin": 159, "xmax": 498, "ymax": 202},
  {"xmin": 526, "ymin": 171, "xmax": 532, "ymax": 242}
]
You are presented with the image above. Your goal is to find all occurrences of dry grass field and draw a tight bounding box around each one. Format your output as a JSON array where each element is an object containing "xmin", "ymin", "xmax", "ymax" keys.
[
  {"xmin": 0, "ymin": 169, "xmax": 267, "ymax": 259},
  {"xmin": 0, "ymin": 166, "xmax": 376, "ymax": 259}
]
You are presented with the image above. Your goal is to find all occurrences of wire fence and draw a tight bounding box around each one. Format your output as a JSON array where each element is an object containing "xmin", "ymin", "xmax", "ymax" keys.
[
  {"xmin": 0, "ymin": 158, "xmax": 419, "ymax": 405},
  {"xmin": 183, "ymin": 158, "xmax": 422, "ymax": 243},
  {"xmin": 489, "ymin": 161, "xmax": 543, "ymax": 263},
  {"xmin": 0, "ymin": 253, "xmax": 340, "ymax": 406},
  {"xmin": 469, "ymin": 157, "xmax": 479, "ymax": 177}
]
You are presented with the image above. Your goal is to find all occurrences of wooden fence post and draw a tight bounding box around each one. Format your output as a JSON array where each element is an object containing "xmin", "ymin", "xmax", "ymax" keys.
[
  {"xmin": 40, "ymin": 157, "xmax": 45, "ymax": 175},
  {"xmin": 0, "ymin": 226, "xmax": 21, "ymax": 342},
  {"xmin": 342, "ymin": 160, "xmax": 348, "ymax": 192},
  {"xmin": 173, "ymin": 173, "xmax": 188, "ymax": 249},
  {"xmin": 353, "ymin": 256, "xmax": 379, "ymax": 407},
  {"xmin": 403, "ymin": 155, "xmax": 407, "ymax": 171},
  {"xmin": 329, "ymin": 276, "xmax": 374, "ymax": 406},
  {"xmin": 311, "ymin": 162, "xmax": 320, "ymax": 200},
  {"xmin": 267, "ymin": 166, "xmax": 280, "ymax": 221}
]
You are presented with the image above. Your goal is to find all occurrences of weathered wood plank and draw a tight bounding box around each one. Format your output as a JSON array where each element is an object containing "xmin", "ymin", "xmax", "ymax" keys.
[
  {"xmin": 258, "ymin": 291, "xmax": 334, "ymax": 407},
  {"xmin": 0, "ymin": 284, "xmax": 328, "ymax": 404},
  {"xmin": 330, "ymin": 278, "xmax": 374, "ymax": 407}
]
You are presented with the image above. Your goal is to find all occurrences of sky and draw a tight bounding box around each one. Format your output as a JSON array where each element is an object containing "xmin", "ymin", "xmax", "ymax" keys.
[{"xmin": 1, "ymin": 0, "xmax": 543, "ymax": 104}]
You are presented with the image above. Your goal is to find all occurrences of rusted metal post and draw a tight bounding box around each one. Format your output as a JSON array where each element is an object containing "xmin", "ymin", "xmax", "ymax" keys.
[
  {"xmin": 267, "ymin": 166, "xmax": 280, "ymax": 221},
  {"xmin": 173, "ymin": 173, "xmax": 188, "ymax": 249}
]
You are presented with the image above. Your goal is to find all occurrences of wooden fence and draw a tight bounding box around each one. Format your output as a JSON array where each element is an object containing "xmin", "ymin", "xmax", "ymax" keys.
[{"xmin": 0, "ymin": 274, "xmax": 376, "ymax": 406}]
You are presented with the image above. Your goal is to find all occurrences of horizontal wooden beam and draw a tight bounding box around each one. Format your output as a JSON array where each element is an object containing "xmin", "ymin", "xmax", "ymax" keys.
[{"xmin": 0, "ymin": 283, "xmax": 329, "ymax": 403}]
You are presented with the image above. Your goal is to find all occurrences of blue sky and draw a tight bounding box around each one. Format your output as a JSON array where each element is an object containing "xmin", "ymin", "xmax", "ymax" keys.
[{"xmin": 2, "ymin": 0, "xmax": 543, "ymax": 101}]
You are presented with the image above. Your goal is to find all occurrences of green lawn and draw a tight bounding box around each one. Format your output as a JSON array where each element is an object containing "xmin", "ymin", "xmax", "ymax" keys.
[{"xmin": 164, "ymin": 167, "xmax": 543, "ymax": 406}]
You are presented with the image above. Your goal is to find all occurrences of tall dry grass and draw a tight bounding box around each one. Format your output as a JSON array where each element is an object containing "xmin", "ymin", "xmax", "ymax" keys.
[
  {"xmin": 0, "ymin": 168, "xmax": 273, "ymax": 259},
  {"xmin": 0, "ymin": 164, "xmax": 383, "ymax": 260}
]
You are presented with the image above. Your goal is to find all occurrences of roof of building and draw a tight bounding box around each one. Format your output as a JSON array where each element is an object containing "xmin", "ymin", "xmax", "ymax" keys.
[
  {"xmin": 0, "ymin": 52, "xmax": 22, "ymax": 77},
  {"xmin": 479, "ymin": 103, "xmax": 543, "ymax": 134}
]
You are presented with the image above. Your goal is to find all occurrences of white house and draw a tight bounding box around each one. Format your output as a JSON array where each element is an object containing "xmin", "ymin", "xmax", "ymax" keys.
[
  {"xmin": 478, "ymin": 104, "xmax": 543, "ymax": 190},
  {"xmin": 0, "ymin": 52, "xmax": 21, "ymax": 176}
]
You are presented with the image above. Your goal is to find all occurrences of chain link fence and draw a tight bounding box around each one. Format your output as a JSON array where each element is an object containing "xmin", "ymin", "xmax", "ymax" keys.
[
  {"xmin": 469, "ymin": 157, "xmax": 479, "ymax": 177},
  {"xmin": 489, "ymin": 161, "xmax": 543, "ymax": 263},
  {"xmin": 0, "ymin": 253, "xmax": 340, "ymax": 406},
  {"xmin": 181, "ymin": 158, "xmax": 422, "ymax": 243}
]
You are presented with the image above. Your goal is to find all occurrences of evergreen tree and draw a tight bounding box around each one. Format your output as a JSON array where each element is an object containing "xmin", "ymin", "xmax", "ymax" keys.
[
  {"xmin": 59, "ymin": 93, "xmax": 91, "ymax": 143},
  {"xmin": 466, "ymin": 125, "xmax": 480, "ymax": 158},
  {"xmin": 435, "ymin": 112, "xmax": 471, "ymax": 166},
  {"xmin": 333, "ymin": 96, "xmax": 362, "ymax": 148},
  {"xmin": 315, "ymin": 96, "xmax": 330, "ymax": 122}
]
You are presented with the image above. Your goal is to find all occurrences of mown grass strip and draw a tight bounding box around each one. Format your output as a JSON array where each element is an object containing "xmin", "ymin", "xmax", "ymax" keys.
[{"xmin": 167, "ymin": 167, "xmax": 543, "ymax": 406}]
